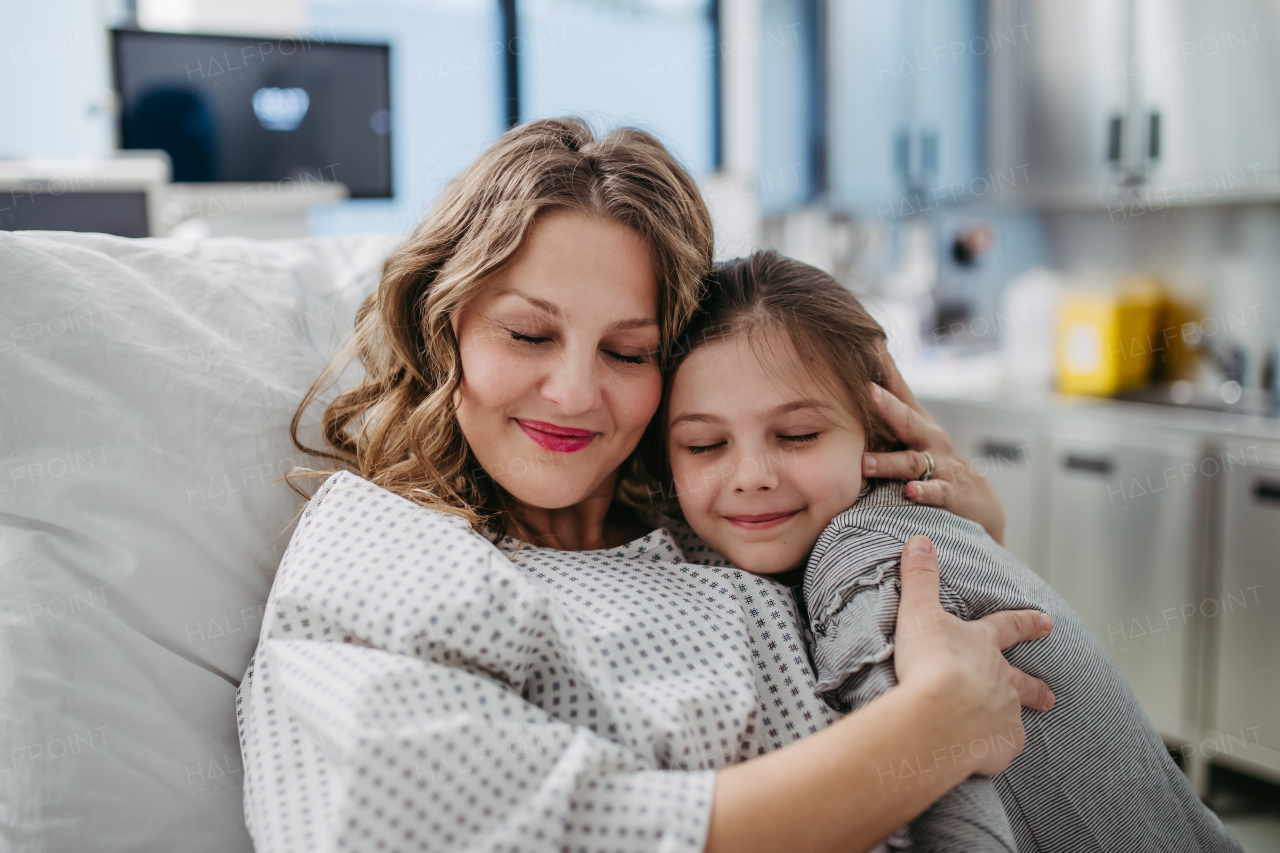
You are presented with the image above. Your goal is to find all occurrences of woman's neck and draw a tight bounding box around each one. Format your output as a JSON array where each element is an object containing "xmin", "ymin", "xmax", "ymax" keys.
[{"xmin": 506, "ymin": 474, "xmax": 648, "ymax": 551}]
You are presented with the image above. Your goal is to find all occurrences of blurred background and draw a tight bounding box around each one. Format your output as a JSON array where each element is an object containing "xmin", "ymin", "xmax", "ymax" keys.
[{"xmin": 2, "ymin": 0, "xmax": 1279, "ymax": 846}]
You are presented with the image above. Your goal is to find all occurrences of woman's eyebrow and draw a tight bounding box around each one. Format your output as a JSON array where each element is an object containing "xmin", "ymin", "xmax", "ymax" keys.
[
  {"xmin": 607, "ymin": 317, "xmax": 658, "ymax": 332},
  {"xmin": 495, "ymin": 290, "xmax": 654, "ymax": 331},
  {"xmin": 496, "ymin": 289, "xmax": 563, "ymax": 318}
]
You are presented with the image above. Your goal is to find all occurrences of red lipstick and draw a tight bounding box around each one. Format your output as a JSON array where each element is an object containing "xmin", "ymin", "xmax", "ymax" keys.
[
  {"xmin": 723, "ymin": 510, "xmax": 801, "ymax": 530},
  {"xmin": 517, "ymin": 419, "xmax": 598, "ymax": 453}
]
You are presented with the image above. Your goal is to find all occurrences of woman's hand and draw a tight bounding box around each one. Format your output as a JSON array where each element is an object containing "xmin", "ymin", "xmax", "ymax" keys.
[
  {"xmin": 863, "ymin": 349, "xmax": 1007, "ymax": 544},
  {"xmin": 894, "ymin": 535, "xmax": 1054, "ymax": 775}
]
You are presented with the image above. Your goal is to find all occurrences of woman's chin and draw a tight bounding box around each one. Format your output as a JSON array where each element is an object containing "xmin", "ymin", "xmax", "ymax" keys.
[{"xmin": 497, "ymin": 473, "xmax": 608, "ymax": 513}]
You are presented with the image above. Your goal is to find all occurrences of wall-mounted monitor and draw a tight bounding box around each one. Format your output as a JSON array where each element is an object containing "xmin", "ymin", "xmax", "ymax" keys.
[{"xmin": 111, "ymin": 29, "xmax": 392, "ymax": 198}]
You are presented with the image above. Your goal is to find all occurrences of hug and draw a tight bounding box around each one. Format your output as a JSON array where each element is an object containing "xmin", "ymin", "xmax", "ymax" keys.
[{"xmin": 237, "ymin": 118, "xmax": 1239, "ymax": 852}]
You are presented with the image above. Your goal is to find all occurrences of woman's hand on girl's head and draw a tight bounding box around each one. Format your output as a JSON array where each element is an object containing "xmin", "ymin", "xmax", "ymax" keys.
[
  {"xmin": 862, "ymin": 349, "xmax": 1007, "ymax": 545},
  {"xmin": 894, "ymin": 536, "xmax": 1054, "ymax": 776}
]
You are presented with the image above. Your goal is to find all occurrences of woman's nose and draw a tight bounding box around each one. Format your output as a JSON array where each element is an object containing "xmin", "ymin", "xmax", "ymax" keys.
[{"xmin": 540, "ymin": 346, "xmax": 602, "ymax": 416}]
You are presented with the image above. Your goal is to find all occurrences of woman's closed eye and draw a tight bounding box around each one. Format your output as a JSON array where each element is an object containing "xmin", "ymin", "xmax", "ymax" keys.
[
  {"xmin": 509, "ymin": 329, "xmax": 650, "ymax": 365},
  {"xmin": 780, "ymin": 432, "xmax": 820, "ymax": 444},
  {"xmin": 607, "ymin": 350, "xmax": 650, "ymax": 365},
  {"xmin": 509, "ymin": 329, "xmax": 551, "ymax": 345}
]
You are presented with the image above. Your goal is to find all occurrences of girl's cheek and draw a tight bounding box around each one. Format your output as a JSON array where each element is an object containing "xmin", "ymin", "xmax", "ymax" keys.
[
  {"xmin": 799, "ymin": 450, "xmax": 863, "ymax": 510},
  {"xmin": 669, "ymin": 456, "xmax": 708, "ymax": 509},
  {"xmin": 789, "ymin": 453, "xmax": 836, "ymax": 501}
]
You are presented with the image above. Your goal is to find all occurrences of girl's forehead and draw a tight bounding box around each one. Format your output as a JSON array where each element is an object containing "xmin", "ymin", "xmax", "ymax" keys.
[
  {"xmin": 670, "ymin": 331, "xmax": 862, "ymax": 427},
  {"xmin": 679, "ymin": 332, "xmax": 803, "ymax": 381},
  {"xmin": 673, "ymin": 334, "xmax": 823, "ymax": 403}
]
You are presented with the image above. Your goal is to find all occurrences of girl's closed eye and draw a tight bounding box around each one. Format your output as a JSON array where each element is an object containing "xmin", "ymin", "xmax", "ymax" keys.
[
  {"xmin": 780, "ymin": 432, "xmax": 820, "ymax": 444},
  {"xmin": 686, "ymin": 441, "xmax": 725, "ymax": 455},
  {"xmin": 510, "ymin": 329, "xmax": 551, "ymax": 344}
]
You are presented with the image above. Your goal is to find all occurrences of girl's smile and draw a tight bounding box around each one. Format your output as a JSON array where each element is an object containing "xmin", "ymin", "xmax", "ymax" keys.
[{"xmin": 722, "ymin": 509, "xmax": 803, "ymax": 530}]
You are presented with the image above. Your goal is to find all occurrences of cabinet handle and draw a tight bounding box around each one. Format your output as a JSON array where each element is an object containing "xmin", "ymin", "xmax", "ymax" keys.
[
  {"xmin": 1064, "ymin": 454, "xmax": 1113, "ymax": 475},
  {"xmin": 1255, "ymin": 479, "xmax": 1280, "ymax": 505},
  {"xmin": 1107, "ymin": 115, "xmax": 1123, "ymax": 165},
  {"xmin": 982, "ymin": 442, "xmax": 1028, "ymax": 466},
  {"xmin": 1148, "ymin": 111, "xmax": 1161, "ymax": 161}
]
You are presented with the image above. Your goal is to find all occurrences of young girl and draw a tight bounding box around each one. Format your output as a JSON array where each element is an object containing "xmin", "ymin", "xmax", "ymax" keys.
[{"xmin": 656, "ymin": 251, "xmax": 1239, "ymax": 852}]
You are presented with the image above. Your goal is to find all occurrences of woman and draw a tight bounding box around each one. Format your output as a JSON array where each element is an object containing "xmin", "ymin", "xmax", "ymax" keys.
[{"xmin": 238, "ymin": 118, "xmax": 1053, "ymax": 853}]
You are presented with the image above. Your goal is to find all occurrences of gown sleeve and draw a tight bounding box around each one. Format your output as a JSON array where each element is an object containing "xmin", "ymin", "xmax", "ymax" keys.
[{"xmin": 237, "ymin": 472, "xmax": 715, "ymax": 853}]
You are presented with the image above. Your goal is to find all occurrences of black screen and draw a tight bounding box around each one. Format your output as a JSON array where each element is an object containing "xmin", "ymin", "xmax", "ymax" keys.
[
  {"xmin": 112, "ymin": 29, "xmax": 392, "ymax": 198},
  {"xmin": 0, "ymin": 191, "xmax": 150, "ymax": 238}
]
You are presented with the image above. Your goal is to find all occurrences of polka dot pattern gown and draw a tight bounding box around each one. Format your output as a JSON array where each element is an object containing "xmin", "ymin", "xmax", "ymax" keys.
[{"xmin": 237, "ymin": 472, "xmax": 838, "ymax": 852}]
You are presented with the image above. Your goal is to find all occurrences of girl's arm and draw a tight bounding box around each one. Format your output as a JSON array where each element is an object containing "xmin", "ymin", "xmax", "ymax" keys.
[
  {"xmin": 862, "ymin": 350, "xmax": 1008, "ymax": 544},
  {"xmin": 705, "ymin": 536, "xmax": 1054, "ymax": 853}
]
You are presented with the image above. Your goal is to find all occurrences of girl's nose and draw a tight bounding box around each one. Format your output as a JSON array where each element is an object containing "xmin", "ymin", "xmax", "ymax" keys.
[{"xmin": 727, "ymin": 443, "xmax": 782, "ymax": 492}]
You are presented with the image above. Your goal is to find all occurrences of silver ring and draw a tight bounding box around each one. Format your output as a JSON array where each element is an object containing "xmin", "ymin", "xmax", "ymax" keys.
[{"xmin": 919, "ymin": 450, "xmax": 936, "ymax": 481}]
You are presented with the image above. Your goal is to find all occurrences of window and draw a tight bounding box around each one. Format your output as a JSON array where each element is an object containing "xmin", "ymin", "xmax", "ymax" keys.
[
  {"xmin": 759, "ymin": 0, "xmax": 820, "ymax": 213},
  {"xmin": 306, "ymin": 0, "xmax": 505, "ymax": 233},
  {"xmin": 517, "ymin": 0, "xmax": 718, "ymax": 177}
]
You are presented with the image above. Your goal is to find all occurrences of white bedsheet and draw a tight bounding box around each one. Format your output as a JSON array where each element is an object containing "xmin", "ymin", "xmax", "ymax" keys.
[{"xmin": 0, "ymin": 230, "xmax": 397, "ymax": 852}]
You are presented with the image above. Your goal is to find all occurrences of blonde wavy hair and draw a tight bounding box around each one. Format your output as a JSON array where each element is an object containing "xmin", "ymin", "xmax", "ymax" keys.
[{"xmin": 289, "ymin": 118, "xmax": 714, "ymax": 537}]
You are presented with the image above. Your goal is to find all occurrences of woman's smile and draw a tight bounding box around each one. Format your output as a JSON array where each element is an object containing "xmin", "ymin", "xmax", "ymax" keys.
[{"xmin": 517, "ymin": 418, "xmax": 599, "ymax": 453}]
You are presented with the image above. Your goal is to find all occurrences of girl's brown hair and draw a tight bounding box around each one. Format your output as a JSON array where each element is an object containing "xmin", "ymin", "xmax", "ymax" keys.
[
  {"xmin": 630, "ymin": 250, "xmax": 900, "ymax": 511},
  {"xmin": 289, "ymin": 117, "xmax": 713, "ymax": 536}
]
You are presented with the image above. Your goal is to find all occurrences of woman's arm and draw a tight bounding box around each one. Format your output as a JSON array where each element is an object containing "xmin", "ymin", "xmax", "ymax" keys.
[
  {"xmin": 863, "ymin": 350, "xmax": 1007, "ymax": 544},
  {"xmin": 244, "ymin": 639, "xmax": 717, "ymax": 852},
  {"xmin": 705, "ymin": 536, "xmax": 1053, "ymax": 853}
]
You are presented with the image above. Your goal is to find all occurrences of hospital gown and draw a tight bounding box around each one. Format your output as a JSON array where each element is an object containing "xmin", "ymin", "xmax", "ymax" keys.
[{"xmin": 236, "ymin": 471, "xmax": 840, "ymax": 852}]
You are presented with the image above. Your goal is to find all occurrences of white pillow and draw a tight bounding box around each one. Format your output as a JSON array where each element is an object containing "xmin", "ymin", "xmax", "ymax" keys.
[{"xmin": 0, "ymin": 230, "xmax": 397, "ymax": 852}]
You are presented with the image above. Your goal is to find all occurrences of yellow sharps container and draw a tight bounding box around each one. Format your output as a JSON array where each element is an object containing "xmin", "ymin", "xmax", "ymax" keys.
[{"xmin": 1055, "ymin": 276, "xmax": 1165, "ymax": 396}]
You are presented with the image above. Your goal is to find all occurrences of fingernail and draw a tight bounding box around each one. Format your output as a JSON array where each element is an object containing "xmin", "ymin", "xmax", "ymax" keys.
[
  {"xmin": 1039, "ymin": 614, "xmax": 1053, "ymax": 634},
  {"xmin": 904, "ymin": 536, "xmax": 933, "ymax": 557},
  {"xmin": 871, "ymin": 383, "xmax": 884, "ymax": 400},
  {"xmin": 863, "ymin": 455, "xmax": 878, "ymax": 473},
  {"xmin": 1044, "ymin": 689, "xmax": 1056, "ymax": 710}
]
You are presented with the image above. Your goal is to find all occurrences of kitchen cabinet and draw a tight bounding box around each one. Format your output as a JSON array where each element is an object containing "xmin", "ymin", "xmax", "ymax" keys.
[
  {"xmin": 994, "ymin": 0, "xmax": 1280, "ymax": 205},
  {"xmin": 1134, "ymin": 0, "xmax": 1280, "ymax": 190},
  {"xmin": 827, "ymin": 0, "xmax": 984, "ymax": 214},
  {"xmin": 1044, "ymin": 418, "xmax": 1209, "ymax": 742},
  {"xmin": 1207, "ymin": 440, "xmax": 1280, "ymax": 783},
  {"xmin": 928, "ymin": 400, "xmax": 1050, "ymax": 573},
  {"xmin": 992, "ymin": 0, "xmax": 1130, "ymax": 199},
  {"xmin": 924, "ymin": 394, "xmax": 1280, "ymax": 783}
]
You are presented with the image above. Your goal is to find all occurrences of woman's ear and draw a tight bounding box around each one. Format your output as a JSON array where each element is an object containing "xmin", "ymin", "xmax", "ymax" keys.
[{"xmin": 450, "ymin": 304, "xmax": 463, "ymax": 340}]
